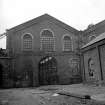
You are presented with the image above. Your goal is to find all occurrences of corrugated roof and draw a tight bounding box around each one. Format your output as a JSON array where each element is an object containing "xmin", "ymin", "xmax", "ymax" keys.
[{"xmin": 82, "ymin": 32, "xmax": 105, "ymax": 48}]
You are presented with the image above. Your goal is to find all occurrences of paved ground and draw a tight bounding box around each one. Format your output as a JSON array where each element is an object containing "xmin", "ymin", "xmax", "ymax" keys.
[
  {"xmin": 0, "ymin": 84, "xmax": 105, "ymax": 105},
  {"xmin": 0, "ymin": 88, "xmax": 80, "ymax": 105}
]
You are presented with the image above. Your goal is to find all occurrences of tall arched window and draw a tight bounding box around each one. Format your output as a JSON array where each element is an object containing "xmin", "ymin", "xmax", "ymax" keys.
[
  {"xmin": 63, "ymin": 35, "xmax": 72, "ymax": 51},
  {"xmin": 23, "ymin": 34, "xmax": 32, "ymax": 50},
  {"xmin": 40, "ymin": 29, "xmax": 55, "ymax": 52}
]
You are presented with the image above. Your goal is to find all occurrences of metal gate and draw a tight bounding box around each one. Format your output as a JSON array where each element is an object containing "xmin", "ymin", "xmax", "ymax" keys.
[{"xmin": 39, "ymin": 56, "xmax": 58, "ymax": 85}]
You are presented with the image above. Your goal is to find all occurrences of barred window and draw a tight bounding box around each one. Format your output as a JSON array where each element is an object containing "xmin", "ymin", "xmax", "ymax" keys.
[
  {"xmin": 40, "ymin": 29, "xmax": 55, "ymax": 52},
  {"xmin": 23, "ymin": 34, "xmax": 32, "ymax": 50},
  {"xmin": 63, "ymin": 35, "xmax": 72, "ymax": 51}
]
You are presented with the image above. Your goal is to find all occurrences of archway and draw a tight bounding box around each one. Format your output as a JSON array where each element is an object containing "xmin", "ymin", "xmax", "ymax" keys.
[
  {"xmin": 39, "ymin": 56, "xmax": 58, "ymax": 85},
  {"xmin": 0, "ymin": 64, "xmax": 3, "ymax": 88}
]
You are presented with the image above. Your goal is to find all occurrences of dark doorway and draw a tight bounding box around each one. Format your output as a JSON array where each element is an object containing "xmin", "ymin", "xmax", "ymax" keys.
[
  {"xmin": 14, "ymin": 64, "xmax": 33, "ymax": 88},
  {"xmin": 0, "ymin": 64, "xmax": 3, "ymax": 88},
  {"xmin": 21, "ymin": 70, "xmax": 33, "ymax": 87},
  {"xmin": 39, "ymin": 56, "xmax": 58, "ymax": 85}
]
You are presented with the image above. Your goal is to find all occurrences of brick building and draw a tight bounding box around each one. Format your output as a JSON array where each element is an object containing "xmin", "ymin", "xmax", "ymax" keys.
[
  {"xmin": 81, "ymin": 32, "xmax": 105, "ymax": 85},
  {"xmin": 80, "ymin": 20, "xmax": 105, "ymax": 85},
  {"xmin": 81, "ymin": 20, "xmax": 105, "ymax": 46},
  {"xmin": 0, "ymin": 14, "xmax": 82, "ymax": 88},
  {"xmin": 1, "ymin": 14, "xmax": 105, "ymax": 88},
  {"xmin": 0, "ymin": 49, "xmax": 12, "ymax": 88}
]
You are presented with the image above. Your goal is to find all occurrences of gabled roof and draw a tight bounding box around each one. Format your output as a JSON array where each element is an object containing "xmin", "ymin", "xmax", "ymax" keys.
[
  {"xmin": 82, "ymin": 32, "xmax": 105, "ymax": 48},
  {"xmin": 8, "ymin": 14, "xmax": 78, "ymax": 34}
]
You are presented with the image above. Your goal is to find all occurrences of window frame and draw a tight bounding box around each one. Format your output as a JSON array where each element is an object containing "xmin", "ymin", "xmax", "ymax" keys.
[
  {"xmin": 21, "ymin": 33, "xmax": 33, "ymax": 51},
  {"xmin": 62, "ymin": 34, "xmax": 73, "ymax": 51},
  {"xmin": 40, "ymin": 29, "xmax": 55, "ymax": 52}
]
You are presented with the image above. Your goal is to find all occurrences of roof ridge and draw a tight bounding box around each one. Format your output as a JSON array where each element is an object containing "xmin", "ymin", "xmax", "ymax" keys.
[
  {"xmin": 82, "ymin": 32, "xmax": 105, "ymax": 48},
  {"xmin": 83, "ymin": 19, "xmax": 105, "ymax": 34},
  {"xmin": 8, "ymin": 14, "xmax": 79, "ymax": 34},
  {"xmin": 8, "ymin": 14, "xmax": 48, "ymax": 31}
]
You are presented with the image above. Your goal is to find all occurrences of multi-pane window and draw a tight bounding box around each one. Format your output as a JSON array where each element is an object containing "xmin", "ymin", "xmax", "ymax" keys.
[
  {"xmin": 63, "ymin": 35, "xmax": 72, "ymax": 51},
  {"xmin": 40, "ymin": 29, "xmax": 55, "ymax": 52},
  {"xmin": 23, "ymin": 34, "xmax": 32, "ymax": 50}
]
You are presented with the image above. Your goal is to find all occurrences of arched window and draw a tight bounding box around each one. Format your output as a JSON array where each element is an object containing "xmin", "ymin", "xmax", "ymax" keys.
[
  {"xmin": 63, "ymin": 35, "xmax": 72, "ymax": 51},
  {"xmin": 23, "ymin": 34, "xmax": 32, "ymax": 50},
  {"xmin": 40, "ymin": 29, "xmax": 55, "ymax": 52}
]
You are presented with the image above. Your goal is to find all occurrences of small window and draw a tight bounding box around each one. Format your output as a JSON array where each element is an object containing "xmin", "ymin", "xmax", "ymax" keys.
[
  {"xmin": 89, "ymin": 35, "xmax": 96, "ymax": 41},
  {"xmin": 63, "ymin": 35, "xmax": 72, "ymax": 51},
  {"xmin": 23, "ymin": 34, "xmax": 32, "ymax": 50},
  {"xmin": 40, "ymin": 29, "xmax": 55, "ymax": 52}
]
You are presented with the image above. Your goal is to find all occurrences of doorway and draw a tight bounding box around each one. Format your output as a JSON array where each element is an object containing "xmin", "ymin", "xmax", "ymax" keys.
[{"xmin": 39, "ymin": 56, "xmax": 58, "ymax": 85}]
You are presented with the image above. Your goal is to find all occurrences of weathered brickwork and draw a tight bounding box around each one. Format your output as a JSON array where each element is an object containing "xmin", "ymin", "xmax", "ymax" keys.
[
  {"xmin": 1, "ymin": 14, "xmax": 105, "ymax": 88},
  {"xmin": 82, "ymin": 33, "xmax": 105, "ymax": 85},
  {"xmin": 2, "ymin": 14, "xmax": 81, "ymax": 87}
]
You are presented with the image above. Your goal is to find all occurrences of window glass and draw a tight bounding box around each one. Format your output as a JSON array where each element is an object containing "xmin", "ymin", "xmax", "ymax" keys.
[
  {"xmin": 41, "ymin": 29, "xmax": 55, "ymax": 52},
  {"xmin": 63, "ymin": 35, "xmax": 72, "ymax": 51},
  {"xmin": 23, "ymin": 34, "xmax": 32, "ymax": 50}
]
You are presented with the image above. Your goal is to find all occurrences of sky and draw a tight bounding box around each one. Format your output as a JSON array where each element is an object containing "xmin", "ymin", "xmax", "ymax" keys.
[{"xmin": 0, "ymin": 0, "xmax": 105, "ymax": 49}]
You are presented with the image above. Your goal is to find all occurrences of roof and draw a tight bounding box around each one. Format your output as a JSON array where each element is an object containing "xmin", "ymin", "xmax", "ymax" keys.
[
  {"xmin": 82, "ymin": 32, "xmax": 105, "ymax": 48},
  {"xmin": 8, "ymin": 14, "xmax": 78, "ymax": 34},
  {"xmin": 83, "ymin": 19, "xmax": 105, "ymax": 34}
]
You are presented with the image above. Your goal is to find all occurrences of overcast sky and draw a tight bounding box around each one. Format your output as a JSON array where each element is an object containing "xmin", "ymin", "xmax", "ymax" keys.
[{"xmin": 0, "ymin": 0, "xmax": 105, "ymax": 48}]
